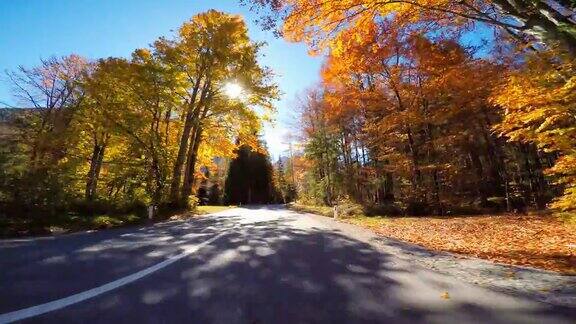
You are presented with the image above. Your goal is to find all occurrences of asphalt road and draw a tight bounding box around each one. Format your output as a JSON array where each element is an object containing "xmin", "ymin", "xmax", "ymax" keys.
[{"xmin": 0, "ymin": 206, "xmax": 574, "ymax": 323}]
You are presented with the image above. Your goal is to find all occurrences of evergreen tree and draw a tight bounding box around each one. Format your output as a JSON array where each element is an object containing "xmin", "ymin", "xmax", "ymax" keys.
[
  {"xmin": 275, "ymin": 157, "xmax": 297, "ymax": 203},
  {"xmin": 224, "ymin": 144, "xmax": 277, "ymax": 204},
  {"xmin": 208, "ymin": 183, "xmax": 222, "ymax": 205}
]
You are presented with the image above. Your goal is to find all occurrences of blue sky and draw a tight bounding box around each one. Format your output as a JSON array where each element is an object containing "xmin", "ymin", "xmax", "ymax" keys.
[{"xmin": 0, "ymin": 0, "xmax": 322, "ymax": 158}]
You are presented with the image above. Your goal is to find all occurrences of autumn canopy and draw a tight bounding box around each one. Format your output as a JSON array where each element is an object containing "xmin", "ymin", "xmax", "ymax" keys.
[{"xmin": 247, "ymin": 0, "xmax": 576, "ymax": 216}]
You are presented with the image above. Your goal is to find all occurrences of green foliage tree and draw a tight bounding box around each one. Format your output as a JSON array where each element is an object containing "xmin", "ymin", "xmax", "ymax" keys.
[
  {"xmin": 1, "ymin": 55, "xmax": 87, "ymax": 216},
  {"xmin": 275, "ymin": 157, "xmax": 297, "ymax": 203}
]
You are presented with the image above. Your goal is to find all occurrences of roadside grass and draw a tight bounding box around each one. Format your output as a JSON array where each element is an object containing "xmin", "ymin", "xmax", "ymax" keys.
[
  {"xmin": 65, "ymin": 213, "xmax": 142, "ymax": 230},
  {"xmin": 288, "ymin": 203, "xmax": 333, "ymax": 217},
  {"xmin": 0, "ymin": 205, "xmax": 237, "ymax": 238},
  {"xmin": 195, "ymin": 205, "xmax": 236, "ymax": 215},
  {"xmin": 288, "ymin": 203, "xmax": 576, "ymax": 274},
  {"xmin": 0, "ymin": 212, "xmax": 144, "ymax": 238}
]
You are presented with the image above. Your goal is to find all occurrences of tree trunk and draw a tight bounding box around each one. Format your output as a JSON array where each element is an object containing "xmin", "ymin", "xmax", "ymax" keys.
[
  {"xmin": 406, "ymin": 127, "xmax": 422, "ymax": 193},
  {"xmin": 85, "ymin": 142, "xmax": 106, "ymax": 201},
  {"xmin": 179, "ymin": 82, "xmax": 212, "ymax": 205},
  {"xmin": 469, "ymin": 148, "xmax": 488, "ymax": 206},
  {"xmin": 169, "ymin": 76, "xmax": 203, "ymax": 204},
  {"xmin": 522, "ymin": 143, "xmax": 548, "ymax": 209},
  {"xmin": 504, "ymin": 171, "xmax": 512, "ymax": 212},
  {"xmin": 180, "ymin": 125, "xmax": 204, "ymax": 205},
  {"xmin": 151, "ymin": 155, "xmax": 163, "ymax": 212},
  {"xmin": 529, "ymin": 145, "xmax": 548, "ymax": 209},
  {"xmin": 425, "ymin": 123, "xmax": 441, "ymax": 214}
]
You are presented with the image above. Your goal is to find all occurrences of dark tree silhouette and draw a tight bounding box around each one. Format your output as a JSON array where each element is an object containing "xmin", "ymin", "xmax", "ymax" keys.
[
  {"xmin": 224, "ymin": 144, "xmax": 277, "ymax": 205},
  {"xmin": 208, "ymin": 183, "xmax": 222, "ymax": 205}
]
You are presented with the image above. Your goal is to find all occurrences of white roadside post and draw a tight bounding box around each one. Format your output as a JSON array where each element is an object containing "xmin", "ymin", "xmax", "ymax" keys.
[
  {"xmin": 147, "ymin": 205, "xmax": 155, "ymax": 220},
  {"xmin": 333, "ymin": 205, "xmax": 339, "ymax": 219}
]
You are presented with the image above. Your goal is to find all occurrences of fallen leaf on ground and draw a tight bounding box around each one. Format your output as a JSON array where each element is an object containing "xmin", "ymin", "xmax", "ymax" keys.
[{"xmin": 344, "ymin": 213, "xmax": 576, "ymax": 274}]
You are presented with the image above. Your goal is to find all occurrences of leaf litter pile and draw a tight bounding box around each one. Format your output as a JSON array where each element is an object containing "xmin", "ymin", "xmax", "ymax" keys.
[{"xmin": 346, "ymin": 214, "xmax": 576, "ymax": 274}]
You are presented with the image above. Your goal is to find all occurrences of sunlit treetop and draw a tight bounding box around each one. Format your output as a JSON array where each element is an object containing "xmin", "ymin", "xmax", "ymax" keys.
[{"xmin": 246, "ymin": 0, "xmax": 576, "ymax": 56}]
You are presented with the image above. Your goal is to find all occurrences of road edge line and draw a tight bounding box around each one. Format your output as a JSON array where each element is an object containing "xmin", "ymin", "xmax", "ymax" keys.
[{"xmin": 0, "ymin": 233, "xmax": 224, "ymax": 323}]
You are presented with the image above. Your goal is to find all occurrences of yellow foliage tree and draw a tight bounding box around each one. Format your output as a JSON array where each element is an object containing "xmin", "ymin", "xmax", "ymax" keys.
[{"xmin": 491, "ymin": 52, "xmax": 576, "ymax": 213}]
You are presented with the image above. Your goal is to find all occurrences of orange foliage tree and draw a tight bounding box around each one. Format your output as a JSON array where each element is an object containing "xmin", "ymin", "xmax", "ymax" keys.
[{"xmin": 249, "ymin": 0, "xmax": 575, "ymax": 215}]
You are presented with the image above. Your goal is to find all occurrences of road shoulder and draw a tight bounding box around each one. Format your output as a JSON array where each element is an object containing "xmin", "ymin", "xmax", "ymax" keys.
[{"xmin": 291, "ymin": 209, "xmax": 576, "ymax": 308}]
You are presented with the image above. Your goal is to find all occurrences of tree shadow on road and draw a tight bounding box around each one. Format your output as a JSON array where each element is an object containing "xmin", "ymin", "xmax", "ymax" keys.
[{"xmin": 23, "ymin": 208, "xmax": 575, "ymax": 324}]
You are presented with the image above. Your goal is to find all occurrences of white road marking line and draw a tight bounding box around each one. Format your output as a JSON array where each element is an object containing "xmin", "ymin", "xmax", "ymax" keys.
[{"xmin": 0, "ymin": 233, "xmax": 224, "ymax": 324}]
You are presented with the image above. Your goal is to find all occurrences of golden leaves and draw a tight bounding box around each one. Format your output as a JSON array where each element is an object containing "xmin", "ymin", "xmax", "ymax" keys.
[
  {"xmin": 346, "ymin": 213, "xmax": 576, "ymax": 274},
  {"xmin": 491, "ymin": 52, "xmax": 576, "ymax": 213}
]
